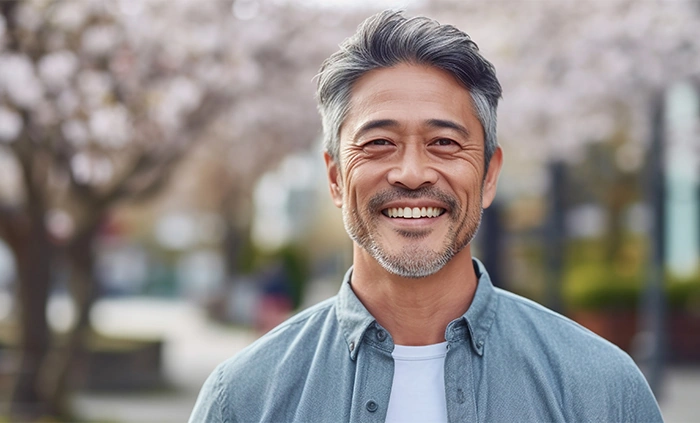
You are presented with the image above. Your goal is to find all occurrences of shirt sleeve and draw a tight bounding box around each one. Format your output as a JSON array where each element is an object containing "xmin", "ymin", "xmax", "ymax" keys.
[
  {"xmin": 188, "ymin": 364, "xmax": 226, "ymax": 423},
  {"xmin": 625, "ymin": 364, "xmax": 664, "ymax": 422}
]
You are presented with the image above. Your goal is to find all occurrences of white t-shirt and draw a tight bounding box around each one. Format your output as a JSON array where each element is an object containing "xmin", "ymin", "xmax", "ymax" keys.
[{"xmin": 385, "ymin": 342, "xmax": 449, "ymax": 423}]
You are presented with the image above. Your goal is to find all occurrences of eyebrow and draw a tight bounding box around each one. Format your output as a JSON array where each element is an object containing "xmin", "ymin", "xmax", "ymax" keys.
[
  {"xmin": 352, "ymin": 119, "xmax": 400, "ymax": 142},
  {"xmin": 426, "ymin": 119, "xmax": 471, "ymax": 139},
  {"xmin": 352, "ymin": 118, "xmax": 471, "ymax": 142}
]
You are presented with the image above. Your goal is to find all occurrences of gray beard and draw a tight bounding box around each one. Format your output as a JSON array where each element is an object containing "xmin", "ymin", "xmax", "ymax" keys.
[{"xmin": 342, "ymin": 186, "xmax": 483, "ymax": 278}]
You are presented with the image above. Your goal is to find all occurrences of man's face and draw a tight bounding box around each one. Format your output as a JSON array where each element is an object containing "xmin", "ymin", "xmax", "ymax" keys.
[{"xmin": 325, "ymin": 63, "xmax": 502, "ymax": 278}]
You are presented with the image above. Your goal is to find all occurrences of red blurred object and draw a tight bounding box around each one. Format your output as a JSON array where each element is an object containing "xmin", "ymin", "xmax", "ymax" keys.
[{"xmin": 255, "ymin": 294, "xmax": 293, "ymax": 335}]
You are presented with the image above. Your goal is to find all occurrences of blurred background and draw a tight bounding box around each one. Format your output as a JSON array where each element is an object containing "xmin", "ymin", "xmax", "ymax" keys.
[{"xmin": 0, "ymin": 0, "xmax": 698, "ymax": 421}]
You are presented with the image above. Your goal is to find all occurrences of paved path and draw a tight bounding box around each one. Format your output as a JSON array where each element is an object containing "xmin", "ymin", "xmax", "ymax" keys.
[
  {"xmin": 73, "ymin": 298, "xmax": 257, "ymax": 423},
  {"xmin": 73, "ymin": 298, "xmax": 700, "ymax": 423},
  {"xmin": 658, "ymin": 366, "xmax": 700, "ymax": 423}
]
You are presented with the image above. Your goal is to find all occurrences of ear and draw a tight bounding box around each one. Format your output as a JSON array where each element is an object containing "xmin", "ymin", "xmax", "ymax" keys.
[
  {"xmin": 324, "ymin": 151, "xmax": 343, "ymax": 208},
  {"xmin": 482, "ymin": 146, "xmax": 503, "ymax": 209}
]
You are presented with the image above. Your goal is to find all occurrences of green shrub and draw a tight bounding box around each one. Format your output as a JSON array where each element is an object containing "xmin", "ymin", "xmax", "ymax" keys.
[
  {"xmin": 666, "ymin": 273, "xmax": 700, "ymax": 311},
  {"xmin": 563, "ymin": 264, "xmax": 641, "ymax": 311},
  {"xmin": 564, "ymin": 263, "xmax": 700, "ymax": 312}
]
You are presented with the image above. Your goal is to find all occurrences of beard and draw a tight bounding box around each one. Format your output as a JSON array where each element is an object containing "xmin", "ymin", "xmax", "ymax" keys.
[{"xmin": 342, "ymin": 185, "xmax": 483, "ymax": 278}]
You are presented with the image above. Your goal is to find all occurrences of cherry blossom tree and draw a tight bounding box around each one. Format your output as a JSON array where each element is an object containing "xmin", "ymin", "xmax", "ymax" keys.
[{"xmin": 0, "ymin": 0, "xmax": 236, "ymax": 419}]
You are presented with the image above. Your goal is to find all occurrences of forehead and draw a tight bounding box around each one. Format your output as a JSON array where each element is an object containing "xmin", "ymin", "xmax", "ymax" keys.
[{"xmin": 341, "ymin": 63, "xmax": 480, "ymax": 140}]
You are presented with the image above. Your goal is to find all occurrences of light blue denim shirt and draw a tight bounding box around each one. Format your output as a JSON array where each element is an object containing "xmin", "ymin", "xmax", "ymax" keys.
[{"xmin": 189, "ymin": 259, "xmax": 663, "ymax": 422}]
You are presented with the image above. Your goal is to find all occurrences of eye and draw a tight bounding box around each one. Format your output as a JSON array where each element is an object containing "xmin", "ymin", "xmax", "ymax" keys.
[
  {"xmin": 366, "ymin": 139, "xmax": 392, "ymax": 146},
  {"xmin": 433, "ymin": 138, "xmax": 457, "ymax": 146},
  {"xmin": 361, "ymin": 139, "xmax": 394, "ymax": 151},
  {"xmin": 428, "ymin": 138, "xmax": 462, "ymax": 155}
]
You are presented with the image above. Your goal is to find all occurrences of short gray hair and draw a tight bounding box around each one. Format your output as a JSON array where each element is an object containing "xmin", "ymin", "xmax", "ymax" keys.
[{"xmin": 316, "ymin": 10, "xmax": 502, "ymax": 168}]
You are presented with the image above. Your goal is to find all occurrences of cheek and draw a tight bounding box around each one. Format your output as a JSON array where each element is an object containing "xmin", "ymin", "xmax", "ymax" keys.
[
  {"xmin": 442, "ymin": 165, "xmax": 483, "ymax": 194},
  {"xmin": 342, "ymin": 158, "xmax": 383, "ymax": 195},
  {"xmin": 444, "ymin": 164, "xmax": 484, "ymax": 208},
  {"xmin": 342, "ymin": 175, "xmax": 366, "ymax": 210}
]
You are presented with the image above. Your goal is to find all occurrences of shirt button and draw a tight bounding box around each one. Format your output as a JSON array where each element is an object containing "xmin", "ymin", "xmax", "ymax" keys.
[
  {"xmin": 366, "ymin": 400, "xmax": 378, "ymax": 412},
  {"xmin": 376, "ymin": 330, "xmax": 386, "ymax": 341},
  {"xmin": 349, "ymin": 341, "xmax": 355, "ymax": 352},
  {"xmin": 456, "ymin": 388, "xmax": 466, "ymax": 404}
]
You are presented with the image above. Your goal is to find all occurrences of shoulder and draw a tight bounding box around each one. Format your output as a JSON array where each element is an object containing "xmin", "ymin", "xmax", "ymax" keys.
[
  {"xmin": 495, "ymin": 288, "xmax": 613, "ymax": 343},
  {"xmin": 492, "ymin": 288, "xmax": 642, "ymax": 374},
  {"xmin": 189, "ymin": 296, "xmax": 342, "ymax": 421},
  {"xmin": 260, "ymin": 295, "xmax": 339, "ymax": 338},
  {"xmin": 488, "ymin": 289, "xmax": 661, "ymax": 420},
  {"xmin": 223, "ymin": 295, "xmax": 339, "ymax": 371}
]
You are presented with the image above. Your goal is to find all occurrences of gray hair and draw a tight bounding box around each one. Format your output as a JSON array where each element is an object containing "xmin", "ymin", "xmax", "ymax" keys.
[{"xmin": 316, "ymin": 10, "xmax": 502, "ymax": 168}]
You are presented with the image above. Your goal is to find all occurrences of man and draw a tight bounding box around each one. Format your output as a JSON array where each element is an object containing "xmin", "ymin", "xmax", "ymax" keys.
[{"xmin": 189, "ymin": 10, "xmax": 662, "ymax": 422}]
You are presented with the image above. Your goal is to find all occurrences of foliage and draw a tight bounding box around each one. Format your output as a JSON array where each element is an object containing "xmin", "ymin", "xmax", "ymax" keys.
[
  {"xmin": 240, "ymin": 242, "xmax": 310, "ymax": 309},
  {"xmin": 667, "ymin": 272, "xmax": 700, "ymax": 312},
  {"xmin": 276, "ymin": 245, "xmax": 310, "ymax": 309},
  {"xmin": 563, "ymin": 262, "xmax": 642, "ymax": 311},
  {"xmin": 563, "ymin": 238, "xmax": 700, "ymax": 312}
]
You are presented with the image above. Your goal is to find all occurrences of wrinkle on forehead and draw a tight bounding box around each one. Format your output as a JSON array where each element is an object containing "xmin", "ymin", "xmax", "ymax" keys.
[{"xmin": 341, "ymin": 63, "xmax": 480, "ymax": 144}]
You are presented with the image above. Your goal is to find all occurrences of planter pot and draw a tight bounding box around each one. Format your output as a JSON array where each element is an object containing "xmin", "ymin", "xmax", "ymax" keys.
[
  {"xmin": 570, "ymin": 310, "xmax": 638, "ymax": 352},
  {"xmin": 571, "ymin": 310, "xmax": 700, "ymax": 363},
  {"xmin": 668, "ymin": 311, "xmax": 700, "ymax": 363}
]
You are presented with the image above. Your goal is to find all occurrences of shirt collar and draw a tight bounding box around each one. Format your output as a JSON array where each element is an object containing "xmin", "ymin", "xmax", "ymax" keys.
[
  {"xmin": 335, "ymin": 258, "xmax": 499, "ymax": 359},
  {"xmin": 450, "ymin": 257, "xmax": 499, "ymax": 356},
  {"xmin": 336, "ymin": 267, "xmax": 377, "ymax": 360}
]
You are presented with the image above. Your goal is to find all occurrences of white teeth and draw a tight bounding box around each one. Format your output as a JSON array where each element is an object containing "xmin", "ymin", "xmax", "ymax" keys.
[{"xmin": 385, "ymin": 207, "xmax": 445, "ymax": 218}]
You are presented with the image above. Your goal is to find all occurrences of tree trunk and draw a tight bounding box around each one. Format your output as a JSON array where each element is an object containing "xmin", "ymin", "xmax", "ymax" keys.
[
  {"xmin": 43, "ymin": 221, "xmax": 101, "ymax": 419},
  {"xmin": 7, "ymin": 210, "xmax": 53, "ymax": 421}
]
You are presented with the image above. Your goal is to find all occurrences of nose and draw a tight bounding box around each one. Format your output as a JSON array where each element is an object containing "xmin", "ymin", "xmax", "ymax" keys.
[{"xmin": 387, "ymin": 146, "xmax": 439, "ymax": 190}]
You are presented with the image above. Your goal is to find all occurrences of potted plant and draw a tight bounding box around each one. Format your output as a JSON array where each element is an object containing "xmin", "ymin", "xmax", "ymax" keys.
[{"xmin": 564, "ymin": 264, "xmax": 700, "ymax": 363}]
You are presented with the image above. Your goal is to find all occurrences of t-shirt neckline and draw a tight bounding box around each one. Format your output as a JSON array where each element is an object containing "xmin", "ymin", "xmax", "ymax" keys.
[{"xmin": 392, "ymin": 341, "xmax": 448, "ymax": 361}]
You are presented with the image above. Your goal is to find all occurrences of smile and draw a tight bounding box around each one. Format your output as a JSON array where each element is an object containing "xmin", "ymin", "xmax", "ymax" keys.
[{"xmin": 382, "ymin": 207, "xmax": 446, "ymax": 219}]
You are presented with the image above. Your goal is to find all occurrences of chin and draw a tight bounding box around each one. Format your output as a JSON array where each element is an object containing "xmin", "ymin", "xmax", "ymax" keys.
[{"xmin": 370, "ymin": 243, "xmax": 455, "ymax": 279}]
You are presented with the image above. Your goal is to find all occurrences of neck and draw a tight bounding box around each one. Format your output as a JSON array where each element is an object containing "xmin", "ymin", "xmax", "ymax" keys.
[{"xmin": 350, "ymin": 245, "xmax": 478, "ymax": 346}]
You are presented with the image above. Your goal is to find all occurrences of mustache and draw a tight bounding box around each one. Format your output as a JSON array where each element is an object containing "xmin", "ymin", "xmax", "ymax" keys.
[{"xmin": 367, "ymin": 186, "xmax": 459, "ymax": 214}]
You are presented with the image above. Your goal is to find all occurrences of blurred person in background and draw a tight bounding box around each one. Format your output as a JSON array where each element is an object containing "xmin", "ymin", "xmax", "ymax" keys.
[{"xmin": 189, "ymin": 10, "xmax": 662, "ymax": 422}]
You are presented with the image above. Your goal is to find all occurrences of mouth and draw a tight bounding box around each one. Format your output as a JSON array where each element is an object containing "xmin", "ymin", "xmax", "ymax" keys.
[{"xmin": 381, "ymin": 206, "xmax": 446, "ymax": 219}]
